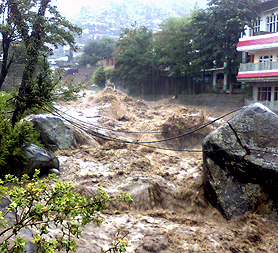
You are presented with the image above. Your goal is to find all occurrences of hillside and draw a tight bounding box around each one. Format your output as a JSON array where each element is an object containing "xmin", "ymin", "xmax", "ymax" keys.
[{"xmin": 70, "ymin": 0, "xmax": 208, "ymax": 44}]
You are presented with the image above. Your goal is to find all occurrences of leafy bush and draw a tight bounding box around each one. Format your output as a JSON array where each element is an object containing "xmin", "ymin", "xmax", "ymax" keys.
[
  {"xmin": 93, "ymin": 64, "xmax": 106, "ymax": 88},
  {"xmin": 0, "ymin": 170, "xmax": 132, "ymax": 252},
  {"xmin": 0, "ymin": 112, "xmax": 40, "ymax": 178},
  {"xmin": 0, "ymin": 91, "xmax": 14, "ymax": 108}
]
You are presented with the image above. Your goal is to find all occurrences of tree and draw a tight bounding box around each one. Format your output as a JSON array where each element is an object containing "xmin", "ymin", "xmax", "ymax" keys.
[
  {"xmin": 154, "ymin": 16, "xmax": 194, "ymax": 79},
  {"xmin": 93, "ymin": 63, "xmax": 106, "ymax": 88},
  {"xmin": 113, "ymin": 25, "xmax": 156, "ymax": 95},
  {"xmin": 191, "ymin": 0, "xmax": 260, "ymax": 92},
  {"xmin": 0, "ymin": 1, "xmax": 26, "ymax": 90},
  {"xmin": 190, "ymin": 9, "xmax": 215, "ymax": 71},
  {"xmin": 78, "ymin": 37, "xmax": 116, "ymax": 67},
  {"xmin": 5, "ymin": 0, "xmax": 81, "ymax": 126}
]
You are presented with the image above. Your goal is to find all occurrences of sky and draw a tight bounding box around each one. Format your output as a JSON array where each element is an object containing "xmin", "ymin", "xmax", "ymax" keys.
[{"xmin": 53, "ymin": 0, "xmax": 208, "ymax": 19}]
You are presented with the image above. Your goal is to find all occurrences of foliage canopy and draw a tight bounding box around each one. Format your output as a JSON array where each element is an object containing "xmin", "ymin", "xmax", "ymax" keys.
[
  {"xmin": 111, "ymin": 0, "xmax": 261, "ymax": 95},
  {"xmin": 191, "ymin": 0, "xmax": 260, "ymax": 70},
  {"xmin": 0, "ymin": 0, "xmax": 81, "ymax": 125},
  {"xmin": 113, "ymin": 25, "xmax": 156, "ymax": 95},
  {"xmin": 154, "ymin": 16, "xmax": 194, "ymax": 78},
  {"xmin": 78, "ymin": 37, "xmax": 116, "ymax": 67}
]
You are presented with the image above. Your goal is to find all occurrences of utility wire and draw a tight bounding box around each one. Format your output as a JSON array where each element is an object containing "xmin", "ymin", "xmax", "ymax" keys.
[
  {"xmin": 45, "ymin": 98, "xmax": 242, "ymax": 136},
  {"xmin": 47, "ymin": 109, "xmax": 245, "ymax": 152},
  {"xmin": 133, "ymin": 107, "xmax": 242, "ymax": 144},
  {"xmin": 43, "ymin": 102, "xmax": 278, "ymax": 155},
  {"xmin": 47, "ymin": 101, "xmax": 242, "ymax": 145},
  {"xmin": 45, "ymin": 106, "xmax": 247, "ymax": 152},
  {"xmin": 50, "ymin": 103, "xmax": 206, "ymax": 134}
]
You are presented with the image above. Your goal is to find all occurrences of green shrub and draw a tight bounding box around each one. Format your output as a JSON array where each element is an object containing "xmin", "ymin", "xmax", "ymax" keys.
[
  {"xmin": 0, "ymin": 91, "xmax": 17, "ymax": 112},
  {"xmin": 0, "ymin": 112, "xmax": 40, "ymax": 177},
  {"xmin": 93, "ymin": 64, "xmax": 106, "ymax": 88},
  {"xmin": 0, "ymin": 170, "xmax": 132, "ymax": 252}
]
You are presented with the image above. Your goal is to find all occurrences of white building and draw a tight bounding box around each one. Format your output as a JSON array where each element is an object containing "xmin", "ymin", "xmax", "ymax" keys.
[{"xmin": 236, "ymin": 0, "xmax": 278, "ymax": 110}]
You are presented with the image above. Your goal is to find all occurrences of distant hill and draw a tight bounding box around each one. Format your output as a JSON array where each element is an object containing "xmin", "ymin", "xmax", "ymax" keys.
[{"xmin": 71, "ymin": 0, "xmax": 208, "ymax": 44}]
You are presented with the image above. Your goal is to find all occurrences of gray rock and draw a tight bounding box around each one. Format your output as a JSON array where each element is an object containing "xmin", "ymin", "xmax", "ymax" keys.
[
  {"xmin": 0, "ymin": 197, "xmax": 15, "ymax": 226},
  {"xmin": 203, "ymin": 103, "xmax": 278, "ymax": 219},
  {"xmin": 30, "ymin": 115, "xmax": 76, "ymax": 151},
  {"xmin": 0, "ymin": 199, "xmax": 38, "ymax": 252},
  {"xmin": 24, "ymin": 241, "xmax": 38, "ymax": 253},
  {"xmin": 23, "ymin": 144, "xmax": 60, "ymax": 176}
]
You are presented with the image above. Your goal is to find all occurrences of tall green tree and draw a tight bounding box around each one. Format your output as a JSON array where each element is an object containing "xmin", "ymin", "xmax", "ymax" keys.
[
  {"xmin": 113, "ymin": 25, "xmax": 156, "ymax": 95},
  {"xmin": 5, "ymin": 0, "xmax": 81, "ymax": 126},
  {"xmin": 191, "ymin": 0, "xmax": 260, "ymax": 92},
  {"xmin": 78, "ymin": 36, "xmax": 116, "ymax": 67},
  {"xmin": 154, "ymin": 16, "xmax": 194, "ymax": 79},
  {"xmin": 190, "ymin": 8, "xmax": 214, "ymax": 71}
]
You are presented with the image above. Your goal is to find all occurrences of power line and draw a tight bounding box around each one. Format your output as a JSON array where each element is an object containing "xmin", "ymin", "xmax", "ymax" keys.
[
  {"xmin": 133, "ymin": 107, "xmax": 242, "ymax": 144},
  {"xmin": 46, "ymin": 100, "xmax": 242, "ymax": 145},
  {"xmin": 41, "ymin": 101, "xmax": 278, "ymax": 155},
  {"xmin": 44, "ymin": 108, "xmax": 244, "ymax": 152},
  {"xmin": 45, "ymin": 98, "xmax": 242, "ymax": 135}
]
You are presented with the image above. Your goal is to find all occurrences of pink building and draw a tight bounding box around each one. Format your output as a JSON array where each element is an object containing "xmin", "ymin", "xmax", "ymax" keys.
[{"xmin": 236, "ymin": 0, "xmax": 278, "ymax": 110}]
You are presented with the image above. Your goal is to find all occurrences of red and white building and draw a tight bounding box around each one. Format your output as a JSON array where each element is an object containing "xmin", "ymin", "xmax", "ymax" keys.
[{"xmin": 237, "ymin": 0, "xmax": 278, "ymax": 110}]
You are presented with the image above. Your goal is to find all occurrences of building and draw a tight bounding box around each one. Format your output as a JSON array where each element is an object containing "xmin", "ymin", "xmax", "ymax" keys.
[{"xmin": 236, "ymin": 0, "xmax": 278, "ymax": 110}]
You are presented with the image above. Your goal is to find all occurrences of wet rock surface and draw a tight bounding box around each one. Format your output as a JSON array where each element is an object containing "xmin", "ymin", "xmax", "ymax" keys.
[
  {"xmin": 30, "ymin": 115, "xmax": 76, "ymax": 151},
  {"xmin": 203, "ymin": 103, "xmax": 278, "ymax": 219},
  {"xmin": 23, "ymin": 143, "xmax": 60, "ymax": 176}
]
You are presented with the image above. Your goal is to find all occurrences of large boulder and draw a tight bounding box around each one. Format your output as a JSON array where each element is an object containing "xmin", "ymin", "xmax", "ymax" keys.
[
  {"xmin": 203, "ymin": 103, "xmax": 278, "ymax": 219},
  {"xmin": 23, "ymin": 144, "xmax": 60, "ymax": 176},
  {"xmin": 30, "ymin": 115, "xmax": 76, "ymax": 151}
]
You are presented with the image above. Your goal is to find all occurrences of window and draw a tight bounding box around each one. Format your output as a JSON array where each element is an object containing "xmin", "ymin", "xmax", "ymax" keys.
[
  {"xmin": 259, "ymin": 55, "xmax": 273, "ymax": 62},
  {"xmin": 275, "ymin": 87, "xmax": 278, "ymax": 101},
  {"xmin": 267, "ymin": 14, "xmax": 278, "ymax": 32},
  {"xmin": 252, "ymin": 18, "xmax": 260, "ymax": 35},
  {"xmin": 257, "ymin": 87, "xmax": 271, "ymax": 101},
  {"xmin": 259, "ymin": 55, "xmax": 273, "ymax": 70}
]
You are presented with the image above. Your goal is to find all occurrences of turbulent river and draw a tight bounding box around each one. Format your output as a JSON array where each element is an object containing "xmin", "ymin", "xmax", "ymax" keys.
[{"xmin": 51, "ymin": 88, "xmax": 278, "ymax": 252}]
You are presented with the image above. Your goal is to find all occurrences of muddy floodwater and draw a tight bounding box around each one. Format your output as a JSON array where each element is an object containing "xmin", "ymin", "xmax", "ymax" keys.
[{"xmin": 53, "ymin": 88, "xmax": 278, "ymax": 252}]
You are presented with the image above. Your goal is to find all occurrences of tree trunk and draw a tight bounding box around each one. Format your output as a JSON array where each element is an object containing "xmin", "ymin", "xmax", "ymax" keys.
[
  {"xmin": 10, "ymin": 0, "xmax": 50, "ymax": 126},
  {"xmin": 0, "ymin": 32, "xmax": 13, "ymax": 90},
  {"xmin": 11, "ymin": 42, "xmax": 40, "ymax": 126}
]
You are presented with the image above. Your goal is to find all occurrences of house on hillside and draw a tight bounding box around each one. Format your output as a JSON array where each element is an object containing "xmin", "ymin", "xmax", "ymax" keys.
[
  {"xmin": 236, "ymin": 0, "xmax": 278, "ymax": 110},
  {"xmin": 101, "ymin": 57, "xmax": 115, "ymax": 69}
]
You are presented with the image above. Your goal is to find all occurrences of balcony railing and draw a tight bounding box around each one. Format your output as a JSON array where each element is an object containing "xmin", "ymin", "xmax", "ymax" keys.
[{"xmin": 239, "ymin": 61, "xmax": 278, "ymax": 72}]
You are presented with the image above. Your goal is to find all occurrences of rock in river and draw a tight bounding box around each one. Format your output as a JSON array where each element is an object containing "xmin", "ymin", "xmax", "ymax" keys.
[
  {"xmin": 23, "ymin": 144, "xmax": 60, "ymax": 176},
  {"xmin": 30, "ymin": 115, "xmax": 76, "ymax": 151},
  {"xmin": 203, "ymin": 103, "xmax": 278, "ymax": 219}
]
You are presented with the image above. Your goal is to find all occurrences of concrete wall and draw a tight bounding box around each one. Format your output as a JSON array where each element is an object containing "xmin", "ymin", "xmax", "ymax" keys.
[{"xmin": 64, "ymin": 67, "xmax": 96, "ymax": 84}]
